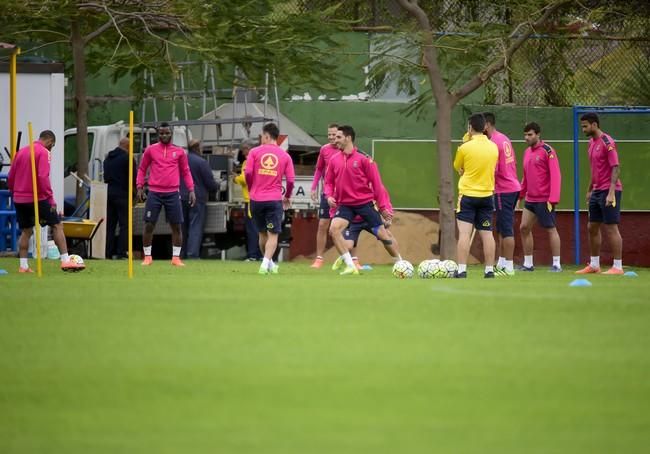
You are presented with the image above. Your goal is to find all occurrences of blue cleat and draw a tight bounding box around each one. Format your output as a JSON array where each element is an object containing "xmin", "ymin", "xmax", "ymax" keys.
[
  {"xmin": 549, "ymin": 265, "xmax": 562, "ymax": 273},
  {"xmin": 518, "ymin": 265, "xmax": 535, "ymax": 272}
]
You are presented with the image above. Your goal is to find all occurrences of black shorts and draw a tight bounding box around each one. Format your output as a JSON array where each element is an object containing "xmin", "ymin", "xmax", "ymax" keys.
[
  {"xmin": 344, "ymin": 221, "xmax": 376, "ymax": 247},
  {"xmin": 494, "ymin": 191, "xmax": 519, "ymax": 237},
  {"xmin": 251, "ymin": 200, "xmax": 284, "ymax": 233},
  {"xmin": 333, "ymin": 202, "xmax": 383, "ymax": 229},
  {"xmin": 524, "ymin": 201, "xmax": 556, "ymax": 228},
  {"xmin": 589, "ymin": 190, "xmax": 621, "ymax": 224},
  {"xmin": 318, "ymin": 193, "xmax": 331, "ymax": 219},
  {"xmin": 456, "ymin": 195, "xmax": 494, "ymax": 231},
  {"xmin": 15, "ymin": 201, "xmax": 61, "ymax": 229},
  {"xmin": 144, "ymin": 191, "xmax": 184, "ymax": 225}
]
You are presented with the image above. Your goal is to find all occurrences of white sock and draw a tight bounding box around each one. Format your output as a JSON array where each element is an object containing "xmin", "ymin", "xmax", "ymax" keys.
[
  {"xmin": 613, "ymin": 259, "xmax": 623, "ymax": 270},
  {"xmin": 485, "ymin": 265, "xmax": 494, "ymax": 273},
  {"xmin": 262, "ymin": 257, "xmax": 270, "ymax": 269},
  {"xmin": 552, "ymin": 256, "xmax": 561, "ymax": 268},
  {"xmin": 316, "ymin": 255, "xmax": 323, "ymax": 260},
  {"xmin": 20, "ymin": 258, "xmax": 29, "ymax": 269},
  {"xmin": 172, "ymin": 246, "xmax": 181, "ymax": 257},
  {"xmin": 458, "ymin": 264, "xmax": 467, "ymax": 273},
  {"xmin": 394, "ymin": 254, "xmax": 403, "ymax": 262},
  {"xmin": 590, "ymin": 256, "xmax": 600, "ymax": 268},
  {"xmin": 143, "ymin": 246, "xmax": 152, "ymax": 256},
  {"xmin": 524, "ymin": 255, "xmax": 533, "ymax": 268},
  {"xmin": 505, "ymin": 260, "xmax": 514, "ymax": 272},
  {"xmin": 352, "ymin": 256, "xmax": 358, "ymax": 262},
  {"xmin": 60, "ymin": 253, "xmax": 69, "ymax": 262},
  {"xmin": 497, "ymin": 257, "xmax": 505, "ymax": 268},
  {"xmin": 342, "ymin": 252, "xmax": 354, "ymax": 268},
  {"xmin": 270, "ymin": 260, "xmax": 276, "ymax": 269}
]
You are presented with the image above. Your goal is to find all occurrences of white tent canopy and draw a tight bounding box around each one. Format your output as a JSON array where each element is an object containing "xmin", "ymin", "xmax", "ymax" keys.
[{"xmin": 189, "ymin": 102, "xmax": 321, "ymax": 150}]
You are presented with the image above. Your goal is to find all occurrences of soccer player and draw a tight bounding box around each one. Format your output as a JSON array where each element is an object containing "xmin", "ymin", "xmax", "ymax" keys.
[
  {"xmin": 309, "ymin": 123, "xmax": 339, "ymax": 269},
  {"xmin": 7, "ymin": 130, "xmax": 84, "ymax": 272},
  {"xmin": 324, "ymin": 125, "xmax": 397, "ymax": 276},
  {"xmin": 453, "ymin": 113, "xmax": 499, "ymax": 278},
  {"xmin": 576, "ymin": 112, "xmax": 624, "ymax": 275},
  {"xmin": 484, "ymin": 113, "xmax": 520, "ymax": 277},
  {"xmin": 245, "ymin": 123, "xmax": 295, "ymax": 275},
  {"xmin": 519, "ymin": 122, "xmax": 562, "ymax": 272},
  {"xmin": 136, "ymin": 122, "xmax": 195, "ymax": 266},
  {"xmin": 333, "ymin": 184, "xmax": 402, "ymax": 270}
]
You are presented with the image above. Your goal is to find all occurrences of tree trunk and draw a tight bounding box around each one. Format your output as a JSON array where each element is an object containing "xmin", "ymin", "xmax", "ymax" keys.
[
  {"xmin": 71, "ymin": 20, "xmax": 89, "ymax": 207},
  {"xmin": 435, "ymin": 99, "xmax": 457, "ymax": 260}
]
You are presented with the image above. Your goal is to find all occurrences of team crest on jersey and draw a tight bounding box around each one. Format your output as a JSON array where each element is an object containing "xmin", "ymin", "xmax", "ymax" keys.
[
  {"xmin": 259, "ymin": 153, "xmax": 279, "ymax": 176},
  {"xmin": 353, "ymin": 160, "xmax": 358, "ymax": 168},
  {"xmin": 173, "ymin": 151, "xmax": 177, "ymax": 158}
]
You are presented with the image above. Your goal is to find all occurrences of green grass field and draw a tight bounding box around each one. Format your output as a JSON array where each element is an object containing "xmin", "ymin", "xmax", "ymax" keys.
[{"xmin": 1, "ymin": 258, "xmax": 649, "ymax": 453}]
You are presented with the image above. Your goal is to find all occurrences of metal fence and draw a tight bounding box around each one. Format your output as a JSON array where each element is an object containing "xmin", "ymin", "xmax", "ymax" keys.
[{"xmin": 272, "ymin": 0, "xmax": 650, "ymax": 107}]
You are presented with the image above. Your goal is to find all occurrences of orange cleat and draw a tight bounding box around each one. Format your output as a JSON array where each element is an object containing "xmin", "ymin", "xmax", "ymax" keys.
[
  {"xmin": 310, "ymin": 257, "xmax": 324, "ymax": 269},
  {"xmin": 602, "ymin": 267, "xmax": 624, "ymax": 275},
  {"xmin": 141, "ymin": 255, "xmax": 153, "ymax": 266},
  {"xmin": 18, "ymin": 267, "xmax": 34, "ymax": 273},
  {"xmin": 352, "ymin": 258, "xmax": 363, "ymax": 270},
  {"xmin": 171, "ymin": 256, "xmax": 185, "ymax": 267},
  {"xmin": 61, "ymin": 261, "xmax": 85, "ymax": 272},
  {"xmin": 575, "ymin": 264, "xmax": 600, "ymax": 274}
]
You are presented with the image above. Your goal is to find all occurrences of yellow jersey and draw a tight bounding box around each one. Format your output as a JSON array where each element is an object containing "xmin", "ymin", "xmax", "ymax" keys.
[
  {"xmin": 453, "ymin": 134, "xmax": 498, "ymax": 197},
  {"xmin": 234, "ymin": 159, "xmax": 250, "ymax": 202}
]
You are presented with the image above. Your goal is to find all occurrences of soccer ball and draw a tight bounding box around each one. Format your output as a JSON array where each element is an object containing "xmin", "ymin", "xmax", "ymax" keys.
[
  {"xmin": 64, "ymin": 254, "xmax": 86, "ymax": 272},
  {"xmin": 439, "ymin": 259, "xmax": 458, "ymax": 278},
  {"xmin": 392, "ymin": 260, "xmax": 414, "ymax": 279},
  {"xmin": 417, "ymin": 260, "xmax": 439, "ymax": 279}
]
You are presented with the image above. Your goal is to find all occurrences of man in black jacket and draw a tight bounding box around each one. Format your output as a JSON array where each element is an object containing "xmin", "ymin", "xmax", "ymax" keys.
[
  {"xmin": 103, "ymin": 137, "xmax": 135, "ymax": 259},
  {"xmin": 180, "ymin": 140, "xmax": 220, "ymax": 258}
]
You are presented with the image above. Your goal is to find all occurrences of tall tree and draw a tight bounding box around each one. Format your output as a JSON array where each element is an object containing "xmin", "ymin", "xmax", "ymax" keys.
[
  {"xmin": 369, "ymin": 0, "xmax": 579, "ymax": 259},
  {"xmin": 1, "ymin": 0, "xmax": 341, "ymax": 204}
]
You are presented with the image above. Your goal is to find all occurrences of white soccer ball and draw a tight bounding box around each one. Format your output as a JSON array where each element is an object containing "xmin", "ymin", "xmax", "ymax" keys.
[
  {"xmin": 392, "ymin": 260, "xmax": 414, "ymax": 279},
  {"xmin": 439, "ymin": 259, "xmax": 458, "ymax": 278},
  {"xmin": 417, "ymin": 260, "xmax": 439, "ymax": 279},
  {"xmin": 69, "ymin": 254, "xmax": 85, "ymax": 266}
]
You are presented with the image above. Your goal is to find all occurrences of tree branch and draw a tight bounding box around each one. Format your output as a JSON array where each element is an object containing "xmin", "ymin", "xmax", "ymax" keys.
[
  {"xmin": 395, "ymin": 0, "xmax": 450, "ymax": 103},
  {"xmin": 451, "ymin": 0, "xmax": 572, "ymax": 103}
]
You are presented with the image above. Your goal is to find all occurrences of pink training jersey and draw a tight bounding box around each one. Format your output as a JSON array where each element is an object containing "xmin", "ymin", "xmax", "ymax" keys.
[
  {"xmin": 136, "ymin": 142, "xmax": 194, "ymax": 193},
  {"xmin": 520, "ymin": 140, "xmax": 562, "ymax": 204},
  {"xmin": 491, "ymin": 130, "xmax": 521, "ymax": 194},
  {"xmin": 245, "ymin": 143, "xmax": 295, "ymax": 202},
  {"xmin": 324, "ymin": 148, "xmax": 385, "ymax": 207},
  {"xmin": 311, "ymin": 143, "xmax": 339, "ymax": 191},
  {"xmin": 588, "ymin": 132, "xmax": 622, "ymax": 191},
  {"xmin": 7, "ymin": 141, "xmax": 55, "ymax": 205}
]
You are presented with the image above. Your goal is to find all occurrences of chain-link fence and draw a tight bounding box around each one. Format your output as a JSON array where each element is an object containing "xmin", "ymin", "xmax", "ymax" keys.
[{"xmin": 272, "ymin": 0, "xmax": 650, "ymax": 106}]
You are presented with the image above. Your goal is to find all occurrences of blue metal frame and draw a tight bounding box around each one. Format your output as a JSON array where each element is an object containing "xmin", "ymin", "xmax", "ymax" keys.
[{"xmin": 572, "ymin": 106, "xmax": 650, "ymax": 264}]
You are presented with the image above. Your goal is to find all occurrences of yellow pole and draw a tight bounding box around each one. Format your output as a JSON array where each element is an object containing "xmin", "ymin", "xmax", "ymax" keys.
[
  {"xmin": 128, "ymin": 111, "xmax": 134, "ymax": 278},
  {"xmin": 10, "ymin": 48, "xmax": 20, "ymax": 161},
  {"xmin": 28, "ymin": 123, "xmax": 42, "ymax": 277}
]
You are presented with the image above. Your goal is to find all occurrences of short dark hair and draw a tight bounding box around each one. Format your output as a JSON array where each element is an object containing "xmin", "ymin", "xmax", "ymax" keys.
[
  {"xmin": 580, "ymin": 112, "xmax": 600, "ymax": 126},
  {"xmin": 328, "ymin": 123, "xmax": 339, "ymax": 129},
  {"xmin": 263, "ymin": 122, "xmax": 280, "ymax": 140},
  {"xmin": 39, "ymin": 130, "xmax": 56, "ymax": 141},
  {"xmin": 338, "ymin": 125, "xmax": 355, "ymax": 142},
  {"xmin": 158, "ymin": 121, "xmax": 170, "ymax": 130},
  {"xmin": 468, "ymin": 114, "xmax": 486, "ymax": 133},
  {"xmin": 483, "ymin": 112, "xmax": 496, "ymax": 126},
  {"xmin": 524, "ymin": 122, "xmax": 541, "ymax": 134}
]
